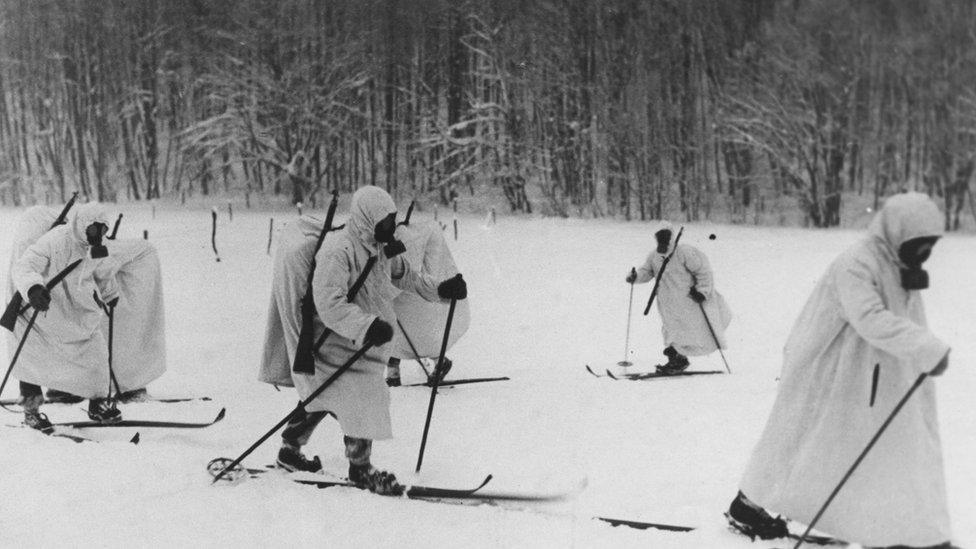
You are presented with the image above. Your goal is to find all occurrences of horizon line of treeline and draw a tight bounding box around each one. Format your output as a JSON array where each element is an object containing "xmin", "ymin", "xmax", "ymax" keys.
[{"xmin": 1, "ymin": 0, "xmax": 974, "ymax": 231}]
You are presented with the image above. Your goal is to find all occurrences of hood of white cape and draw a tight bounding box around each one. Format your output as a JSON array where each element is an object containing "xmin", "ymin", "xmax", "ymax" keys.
[
  {"xmin": 653, "ymin": 220, "xmax": 677, "ymax": 254},
  {"xmin": 67, "ymin": 202, "xmax": 111, "ymax": 245},
  {"xmin": 868, "ymin": 192, "xmax": 943, "ymax": 265},
  {"xmin": 348, "ymin": 186, "xmax": 397, "ymax": 250}
]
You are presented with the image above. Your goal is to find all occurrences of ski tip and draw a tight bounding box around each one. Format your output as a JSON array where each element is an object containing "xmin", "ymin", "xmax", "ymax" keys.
[
  {"xmin": 475, "ymin": 474, "xmax": 493, "ymax": 491},
  {"xmin": 214, "ymin": 408, "xmax": 227, "ymax": 423},
  {"xmin": 130, "ymin": 432, "xmax": 140, "ymax": 445},
  {"xmin": 605, "ymin": 369, "xmax": 618, "ymax": 379}
]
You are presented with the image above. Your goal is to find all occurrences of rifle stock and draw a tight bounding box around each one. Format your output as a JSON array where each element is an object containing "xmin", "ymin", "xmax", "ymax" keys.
[
  {"xmin": 0, "ymin": 293, "xmax": 23, "ymax": 332},
  {"xmin": 292, "ymin": 296, "xmax": 319, "ymax": 373}
]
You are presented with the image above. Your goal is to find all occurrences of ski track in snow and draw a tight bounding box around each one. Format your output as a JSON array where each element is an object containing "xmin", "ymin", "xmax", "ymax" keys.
[{"xmin": 1, "ymin": 204, "xmax": 973, "ymax": 548}]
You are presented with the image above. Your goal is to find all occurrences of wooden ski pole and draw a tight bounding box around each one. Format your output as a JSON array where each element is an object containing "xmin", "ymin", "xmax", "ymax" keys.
[
  {"xmin": 396, "ymin": 319, "xmax": 432, "ymax": 378},
  {"xmin": 211, "ymin": 342, "xmax": 375, "ymax": 483},
  {"xmin": 107, "ymin": 303, "xmax": 122, "ymax": 397},
  {"xmin": 620, "ymin": 267, "xmax": 636, "ymax": 366},
  {"xmin": 0, "ymin": 310, "xmax": 40, "ymax": 404},
  {"xmin": 415, "ymin": 294, "xmax": 459, "ymax": 473},
  {"xmin": 698, "ymin": 303, "xmax": 731, "ymax": 374}
]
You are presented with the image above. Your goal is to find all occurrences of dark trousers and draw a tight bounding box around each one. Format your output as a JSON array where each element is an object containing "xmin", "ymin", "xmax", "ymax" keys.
[
  {"xmin": 281, "ymin": 407, "xmax": 330, "ymax": 447},
  {"xmin": 281, "ymin": 406, "xmax": 372, "ymax": 465}
]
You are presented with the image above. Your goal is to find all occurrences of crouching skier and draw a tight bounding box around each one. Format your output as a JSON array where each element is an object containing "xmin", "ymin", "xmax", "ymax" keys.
[
  {"xmin": 5, "ymin": 205, "xmax": 167, "ymax": 405},
  {"xmin": 386, "ymin": 215, "xmax": 470, "ymax": 387},
  {"xmin": 259, "ymin": 185, "xmax": 468, "ymax": 495},
  {"xmin": 627, "ymin": 221, "xmax": 731, "ymax": 373},
  {"xmin": 7, "ymin": 202, "xmax": 122, "ymax": 431}
]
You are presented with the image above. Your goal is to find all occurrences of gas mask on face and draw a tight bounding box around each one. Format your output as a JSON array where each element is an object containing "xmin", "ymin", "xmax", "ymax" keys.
[
  {"xmin": 897, "ymin": 236, "xmax": 938, "ymax": 290},
  {"xmin": 655, "ymin": 229, "xmax": 672, "ymax": 254},
  {"xmin": 86, "ymin": 222, "xmax": 109, "ymax": 259},
  {"xmin": 374, "ymin": 213, "xmax": 405, "ymax": 258}
]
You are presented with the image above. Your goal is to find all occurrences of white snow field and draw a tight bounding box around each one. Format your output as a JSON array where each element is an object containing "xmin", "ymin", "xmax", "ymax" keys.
[{"xmin": 1, "ymin": 202, "xmax": 973, "ymax": 549}]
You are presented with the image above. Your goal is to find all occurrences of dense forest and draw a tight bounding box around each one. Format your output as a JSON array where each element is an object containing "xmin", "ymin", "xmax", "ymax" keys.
[{"xmin": 1, "ymin": 0, "xmax": 975, "ymax": 229}]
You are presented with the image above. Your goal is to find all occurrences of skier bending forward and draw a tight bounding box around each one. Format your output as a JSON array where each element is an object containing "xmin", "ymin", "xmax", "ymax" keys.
[
  {"xmin": 627, "ymin": 222, "xmax": 731, "ymax": 373},
  {"xmin": 6, "ymin": 205, "xmax": 168, "ymax": 408},
  {"xmin": 8, "ymin": 203, "xmax": 123, "ymax": 429},
  {"xmin": 728, "ymin": 193, "xmax": 958, "ymax": 549},
  {"xmin": 260, "ymin": 186, "xmax": 467, "ymax": 495}
]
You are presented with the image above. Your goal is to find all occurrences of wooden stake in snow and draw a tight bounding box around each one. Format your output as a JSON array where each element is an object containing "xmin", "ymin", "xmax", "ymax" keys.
[
  {"xmin": 228, "ymin": 202, "xmax": 233, "ymax": 222},
  {"xmin": 267, "ymin": 218, "xmax": 274, "ymax": 255},
  {"xmin": 453, "ymin": 199, "xmax": 458, "ymax": 241},
  {"xmin": 152, "ymin": 204, "xmax": 156, "ymax": 219},
  {"xmin": 143, "ymin": 230, "xmax": 148, "ymax": 240},
  {"xmin": 211, "ymin": 208, "xmax": 221, "ymax": 262},
  {"xmin": 296, "ymin": 202, "xmax": 303, "ymax": 217}
]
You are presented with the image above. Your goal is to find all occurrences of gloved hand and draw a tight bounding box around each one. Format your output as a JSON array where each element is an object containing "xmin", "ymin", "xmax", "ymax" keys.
[
  {"xmin": 27, "ymin": 285, "xmax": 51, "ymax": 312},
  {"xmin": 930, "ymin": 353, "xmax": 949, "ymax": 377},
  {"xmin": 364, "ymin": 318, "xmax": 393, "ymax": 346},
  {"xmin": 689, "ymin": 287, "xmax": 706, "ymax": 304},
  {"xmin": 106, "ymin": 297, "xmax": 120, "ymax": 308},
  {"xmin": 625, "ymin": 268, "xmax": 637, "ymax": 284},
  {"xmin": 437, "ymin": 275, "xmax": 467, "ymax": 300}
]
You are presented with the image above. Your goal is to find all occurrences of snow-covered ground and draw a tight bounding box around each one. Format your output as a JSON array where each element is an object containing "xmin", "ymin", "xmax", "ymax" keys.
[{"xmin": 1, "ymin": 202, "xmax": 973, "ymax": 548}]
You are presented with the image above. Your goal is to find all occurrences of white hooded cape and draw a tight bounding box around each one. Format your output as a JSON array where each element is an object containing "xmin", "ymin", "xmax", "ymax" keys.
[
  {"xmin": 96, "ymin": 237, "xmax": 167, "ymax": 392},
  {"xmin": 634, "ymin": 222, "xmax": 732, "ymax": 356},
  {"xmin": 6, "ymin": 203, "xmax": 119, "ymax": 397},
  {"xmin": 739, "ymin": 193, "xmax": 951, "ymax": 547},
  {"xmin": 5, "ymin": 204, "xmax": 166, "ymax": 397},
  {"xmin": 259, "ymin": 187, "xmax": 441, "ymax": 439}
]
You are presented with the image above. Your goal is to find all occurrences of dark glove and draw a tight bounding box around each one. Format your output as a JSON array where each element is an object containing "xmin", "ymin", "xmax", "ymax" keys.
[
  {"xmin": 625, "ymin": 268, "xmax": 637, "ymax": 284},
  {"xmin": 689, "ymin": 287, "xmax": 706, "ymax": 304},
  {"xmin": 364, "ymin": 318, "xmax": 394, "ymax": 346},
  {"xmin": 106, "ymin": 297, "xmax": 119, "ymax": 308},
  {"xmin": 27, "ymin": 285, "xmax": 51, "ymax": 312},
  {"xmin": 437, "ymin": 274, "xmax": 467, "ymax": 300}
]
